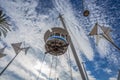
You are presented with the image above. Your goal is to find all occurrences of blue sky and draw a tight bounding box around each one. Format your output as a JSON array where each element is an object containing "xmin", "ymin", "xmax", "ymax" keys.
[{"xmin": 0, "ymin": 0, "xmax": 120, "ymax": 80}]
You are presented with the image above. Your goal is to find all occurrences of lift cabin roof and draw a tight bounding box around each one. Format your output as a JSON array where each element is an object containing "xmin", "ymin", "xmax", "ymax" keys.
[{"xmin": 44, "ymin": 27, "xmax": 69, "ymax": 42}]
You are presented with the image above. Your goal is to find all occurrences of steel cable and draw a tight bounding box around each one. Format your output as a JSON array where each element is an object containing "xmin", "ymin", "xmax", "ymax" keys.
[
  {"xmin": 37, "ymin": 53, "xmax": 47, "ymax": 80},
  {"xmin": 49, "ymin": 55, "xmax": 54, "ymax": 80}
]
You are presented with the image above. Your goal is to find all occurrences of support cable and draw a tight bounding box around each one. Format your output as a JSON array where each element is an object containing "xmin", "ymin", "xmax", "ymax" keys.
[
  {"xmin": 56, "ymin": 54, "xmax": 69, "ymax": 79},
  {"xmin": 97, "ymin": 24, "xmax": 120, "ymax": 51},
  {"xmin": 63, "ymin": 48, "xmax": 72, "ymax": 80},
  {"xmin": 49, "ymin": 55, "xmax": 54, "ymax": 80},
  {"xmin": 37, "ymin": 53, "xmax": 47, "ymax": 80},
  {"xmin": 55, "ymin": 54, "xmax": 58, "ymax": 80},
  {"xmin": 63, "ymin": 48, "xmax": 73, "ymax": 80},
  {"xmin": 67, "ymin": 47, "xmax": 73, "ymax": 80}
]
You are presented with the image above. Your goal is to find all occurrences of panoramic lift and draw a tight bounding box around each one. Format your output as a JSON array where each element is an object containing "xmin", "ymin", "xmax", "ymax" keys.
[{"xmin": 37, "ymin": 14, "xmax": 88, "ymax": 80}]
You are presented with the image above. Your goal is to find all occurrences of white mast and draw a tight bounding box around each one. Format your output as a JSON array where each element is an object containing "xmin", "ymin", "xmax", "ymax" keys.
[
  {"xmin": 58, "ymin": 14, "xmax": 86, "ymax": 80},
  {"xmin": 118, "ymin": 70, "xmax": 120, "ymax": 80}
]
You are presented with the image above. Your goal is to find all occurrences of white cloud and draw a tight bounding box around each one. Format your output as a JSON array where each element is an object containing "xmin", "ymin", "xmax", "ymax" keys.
[
  {"xmin": 104, "ymin": 68, "xmax": 112, "ymax": 74},
  {"xmin": 109, "ymin": 77, "xmax": 117, "ymax": 80},
  {"xmin": 97, "ymin": 37, "xmax": 111, "ymax": 57},
  {"xmin": 87, "ymin": 71, "xmax": 96, "ymax": 80}
]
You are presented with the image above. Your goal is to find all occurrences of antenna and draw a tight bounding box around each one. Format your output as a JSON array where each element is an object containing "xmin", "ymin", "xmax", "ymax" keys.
[{"xmin": 117, "ymin": 70, "xmax": 120, "ymax": 80}]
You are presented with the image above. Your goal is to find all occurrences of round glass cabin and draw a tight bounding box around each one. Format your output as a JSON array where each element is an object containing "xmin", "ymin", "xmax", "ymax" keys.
[{"xmin": 44, "ymin": 27, "xmax": 69, "ymax": 56}]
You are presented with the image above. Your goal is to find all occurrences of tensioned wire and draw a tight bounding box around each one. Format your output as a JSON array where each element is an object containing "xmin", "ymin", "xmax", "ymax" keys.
[
  {"xmin": 65, "ymin": 46, "xmax": 73, "ymax": 80},
  {"xmin": 49, "ymin": 55, "xmax": 54, "ymax": 80},
  {"xmin": 36, "ymin": 53, "xmax": 47, "ymax": 80}
]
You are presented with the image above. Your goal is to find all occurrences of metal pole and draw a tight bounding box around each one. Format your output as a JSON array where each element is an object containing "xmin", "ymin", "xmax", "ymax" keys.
[
  {"xmin": 117, "ymin": 70, "xmax": 120, "ymax": 80},
  {"xmin": 58, "ymin": 14, "xmax": 86, "ymax": 80},
  {"xmin": 0, "ymin": 53, "xmax": 18, "ymax": 76},
  {"xmin": 49, "ymin": 56, "xmax": 54, "ymax": 80},
  {"xmin": 102, "ymin": 34, "xmax": 120, "ymax": 51},
  {"xmin": 82, "ymin": 62, "xmax": 89, "ymax": 80},
  {"xmin": 98, "ymin": 24, "xmax": 120, "ymax": 51}
]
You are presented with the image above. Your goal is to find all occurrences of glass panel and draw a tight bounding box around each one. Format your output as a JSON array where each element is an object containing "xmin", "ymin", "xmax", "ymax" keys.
[
  {"xmin": 55, "ymin": 33, "xmax": 60, "ymax": 36},
  {"xmin": 61, "ymin": 34, "xmax": 65, "ymax": 38},
  {"xmin": 49, "ymin": 34, "xmax": 53, "ymax": 37}
]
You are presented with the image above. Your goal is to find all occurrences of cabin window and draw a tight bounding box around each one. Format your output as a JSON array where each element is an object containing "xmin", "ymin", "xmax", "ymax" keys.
[
  {"xmin": 55, "ymin": 33, "xmax": 60, "ymax": 36},
  {"xmin": 49, "ymin": 34, "xmax": 53, "ymax": 37},
  {"xmin": 61, "ymin": 34, "xmax": 65, "ymax": 38},
  {"xmin": 66, "ymin": 35, "xmax": 67, "ymax": 38},
  {"xmin": 65, "ymin": 35, "xmax": 68, "ymax": 40},
  {"xmin": 50, "ymin": 33, "xmax": 55, "ymax": 37}
]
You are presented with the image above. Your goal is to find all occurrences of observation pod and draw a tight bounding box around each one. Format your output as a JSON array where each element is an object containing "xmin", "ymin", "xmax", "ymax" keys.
[
  {"xmin": 83, "ymin": 10, "xmax": 90, "ymax": 17},
  {"xmin": 44, "ymin": 27, "xmax": 69, "ymax": 56}
]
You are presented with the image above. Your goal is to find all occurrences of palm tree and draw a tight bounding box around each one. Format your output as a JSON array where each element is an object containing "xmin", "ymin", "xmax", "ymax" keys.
[{"xmin": 0, "ymin": 10, "xmax": 11, "ymax": 37}]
